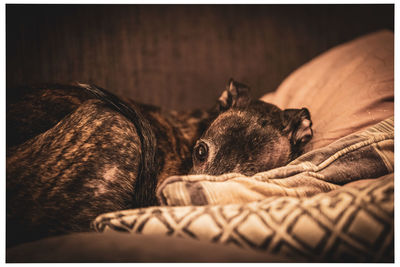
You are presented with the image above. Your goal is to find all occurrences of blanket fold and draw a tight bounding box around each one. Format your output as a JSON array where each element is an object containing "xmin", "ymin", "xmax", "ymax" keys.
[{"xmin": 92, "ymin": 173, "xmax": 393, "ymax": 262}]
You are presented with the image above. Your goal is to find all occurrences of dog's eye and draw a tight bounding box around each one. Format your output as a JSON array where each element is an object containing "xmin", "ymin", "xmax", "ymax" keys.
[{"xmin": 194, "ymin": 142, "xmax": 208, "ymax": 162}]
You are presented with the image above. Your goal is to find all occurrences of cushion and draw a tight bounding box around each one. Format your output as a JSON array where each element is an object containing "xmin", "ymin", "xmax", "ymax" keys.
[
  {"xmin": 93, "ymin": 173, "xmax": 394, "ymax": 262},
  {"xmin": 261, "ymin": 30, "xmax": 394, "ymax": 151}
]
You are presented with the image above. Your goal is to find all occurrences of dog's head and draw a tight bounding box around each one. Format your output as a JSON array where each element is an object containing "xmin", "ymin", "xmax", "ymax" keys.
[{"xmin": 191, "ymin": 79, "xmax": 312, "ymax": 176}]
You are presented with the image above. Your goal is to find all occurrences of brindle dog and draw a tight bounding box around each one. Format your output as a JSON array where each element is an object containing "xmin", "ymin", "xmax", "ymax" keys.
[
  {"xmin": 6, "ymin": 79, "xmax": 312, "ymax": 247},
  {"xmin": 191, "ymin": 80, "xmax": 313, "ymax": 176}
]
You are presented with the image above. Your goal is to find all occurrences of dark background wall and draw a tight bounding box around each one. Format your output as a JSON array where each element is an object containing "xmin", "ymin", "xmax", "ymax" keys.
[{"xmin": 6, "ymin": 4, "xmax": 394, "ymax": 110}]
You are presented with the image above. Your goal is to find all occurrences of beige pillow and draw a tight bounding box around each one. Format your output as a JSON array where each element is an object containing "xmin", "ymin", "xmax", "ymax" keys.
[{"xmin": 261, "ymin": 30, "xmax": 394, "ymax": 152}]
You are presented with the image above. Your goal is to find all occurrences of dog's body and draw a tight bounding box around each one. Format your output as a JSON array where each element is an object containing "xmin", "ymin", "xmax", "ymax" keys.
[{"xmin": 6, "ymin": 80, "xmax": 312, "ymax": 247}]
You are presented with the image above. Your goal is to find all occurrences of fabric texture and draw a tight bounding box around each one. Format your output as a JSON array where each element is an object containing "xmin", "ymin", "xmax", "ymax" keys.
[
  {"xmin": 156, "ymin": 117, "xmax": 393, "ymax": 206},
  {"xmin": 262, "ymin": 30, "xmax": 394, "ymax": 151},
  {"xmin": 92, "ymin": 173, "xmax": 393, "ymax": 262}
]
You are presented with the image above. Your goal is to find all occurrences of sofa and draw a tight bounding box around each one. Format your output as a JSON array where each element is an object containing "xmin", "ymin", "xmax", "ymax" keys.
[{"xmin": 6, "ymin": 30, "xmax": 394, "ymax": 263}]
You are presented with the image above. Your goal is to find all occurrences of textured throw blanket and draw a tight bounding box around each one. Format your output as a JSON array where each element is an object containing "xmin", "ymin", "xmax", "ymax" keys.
[{"xmin": 92, "ymin": 117, "xmax": 394, "ymax": 262}]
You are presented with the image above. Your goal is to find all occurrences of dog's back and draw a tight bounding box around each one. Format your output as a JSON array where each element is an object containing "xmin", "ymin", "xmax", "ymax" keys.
[{"xmin": 6, "ymin": 84, "xmax": 210, "ymax": 247}]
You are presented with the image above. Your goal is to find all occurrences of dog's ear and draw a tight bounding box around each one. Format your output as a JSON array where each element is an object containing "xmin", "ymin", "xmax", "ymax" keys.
[
  {"xmin": 282, "ymin": 108, "xmax": 313, "ymax": 150},
  {"xmin": 217, "ymin": 79, "xmax": 250, "ymax": 112}
]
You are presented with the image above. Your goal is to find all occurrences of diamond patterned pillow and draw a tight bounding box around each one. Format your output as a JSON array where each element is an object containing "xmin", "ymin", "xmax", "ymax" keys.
[{"xmin": 92, "ymin": 173, "xmax": 393, "ymax": 262}]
